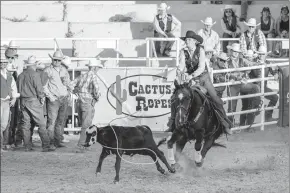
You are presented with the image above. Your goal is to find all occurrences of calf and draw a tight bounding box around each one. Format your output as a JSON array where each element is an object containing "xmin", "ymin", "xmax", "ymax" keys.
[{"xmin": 85, "ymin": 125, "xmax": 176, "ymax": 183}]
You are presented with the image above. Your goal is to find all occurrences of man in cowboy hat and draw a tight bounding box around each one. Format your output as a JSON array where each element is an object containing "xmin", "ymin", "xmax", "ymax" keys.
[
  {"xmin": 42, "ymin": 50, "xmax": 71, "ymax": 148},
  {"xmin": 166, "ymin": 30, "xmax": 233, "ymax": 135},
  {"xmin": 197, "ymin": 17, "xmax": 221, "ymax": 56},
  {"xmin": 16, "ymin": 55, "xmax": 55, "ymax": 152},
  {"xmin": 1, "ymin": 56, "xmax": 20, "ymax": 153},
  {"xmin": 212, "ymin": 52, "xmax": 229, "ymax": 98},
  {"xmin": 239, "ymin": 18, "xmax": 267, "ymax": 56},
  {"xmin": 153, "ymin": 2, "xmax": 181, "ymax": 57},
  {"xmin": 226, "ymin": 43, "xmax": 260, "ymax": 127},
  {"xmin": 69, "ymin": 59, "xmax": 102, "ymax": 153},
  {"xmin": 248, "ymin": 45, "xmax": 279, "ymax": 122}
]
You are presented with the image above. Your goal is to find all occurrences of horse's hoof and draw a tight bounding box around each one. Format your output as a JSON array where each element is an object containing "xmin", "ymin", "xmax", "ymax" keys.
[
  {"xmin": 195, "ymin": 161, "xmax": 203, "ymax": 167},
  {"xmin": 169, "ymin": 168, "xmax": 176, "ymax": 173},
  {"xmin": 113, "ymin": 180, "xmax": 119, "ymax": 184}
]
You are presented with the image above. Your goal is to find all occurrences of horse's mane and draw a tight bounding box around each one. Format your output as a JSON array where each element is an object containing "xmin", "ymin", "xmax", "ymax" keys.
[{"xmin": 173, "ymin": 83, "xmax": 226, "ymax": 140}]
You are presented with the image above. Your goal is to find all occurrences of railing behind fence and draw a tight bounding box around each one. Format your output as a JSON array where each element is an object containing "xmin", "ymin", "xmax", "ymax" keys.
[{"xmin": 1, "ymin": 37, "xmax": 289, "ymax": 132}]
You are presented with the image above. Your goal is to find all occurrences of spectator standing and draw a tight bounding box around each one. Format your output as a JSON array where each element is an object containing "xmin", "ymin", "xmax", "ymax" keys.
[
  {"xmin": 1, "ymin": 56, "xmax": 19, "ymax": 153},
  {"xmin": 221, "ymin": 5, "xmax": 242, "ymax": 53},
  {"xmin": 153, "ymin": 3, "xmax": 181, "ymax": 57},
  {"xmin": 17, "ymin": 56, "xmax": 54, "ymax": 152},
  {"xmin": 197, "ymin": 17, "xmax": 221, "ymax": 56},
  {"xmin": 239, "ymin": 18, "xmax": 267, "ymax": 56},
  {"xmin": 42, "ymin": 50, "xmax": 70, "ymax": 148},
  {"xmin": 69, "ymin": 59, "xmax": 102, "ymax": 153},
  {"xmin": 259, "ymin": 7, "xmax": 275, "ymax": 52}
]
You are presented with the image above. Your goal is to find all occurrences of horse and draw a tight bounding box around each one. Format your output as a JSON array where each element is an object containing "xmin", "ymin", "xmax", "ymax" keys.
[{"xmin": 158, "ymin": 80, "xmax": 228, "ymax": 168}]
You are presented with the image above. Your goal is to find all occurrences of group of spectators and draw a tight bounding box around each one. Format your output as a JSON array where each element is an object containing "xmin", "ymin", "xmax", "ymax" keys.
[
  {"xmin": 1, "ymin": 44, "xmax": 102, "ymax": 153},
  {"xmin": 153, "ymin": 3, "xmax": 289, "ymax": 58}
]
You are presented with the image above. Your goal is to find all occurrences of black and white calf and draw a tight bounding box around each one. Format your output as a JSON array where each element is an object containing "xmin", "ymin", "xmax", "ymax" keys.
[{"xmin": 85, "ymin": 125, "xmax": 175, "ymax": 183}]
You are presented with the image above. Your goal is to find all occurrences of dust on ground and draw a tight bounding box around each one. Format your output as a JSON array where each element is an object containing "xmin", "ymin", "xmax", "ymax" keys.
[{"xmin": 1, "ymin": 126, "xmax": 289, "ymax": 193}]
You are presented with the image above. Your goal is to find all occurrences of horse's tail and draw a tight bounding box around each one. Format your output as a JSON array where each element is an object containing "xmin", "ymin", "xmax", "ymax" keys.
[
  {"xmin": 157, "ymin": 137, "xmax": 167, "ymax": 147},
  {"xmin": 212, "ymin": 142, "xmax": 226, "ymax": 148}
]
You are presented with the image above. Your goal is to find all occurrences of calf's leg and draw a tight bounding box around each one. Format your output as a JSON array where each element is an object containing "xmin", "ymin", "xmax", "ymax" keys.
[
  {"xmin": 114, "ymin": 152, "xmax": 123, "ymax": 184},
  {"xmin": 147, "ymin": 151, "xmax": 166, "ymax": 174},
  {"xmin": 96, "ymin": 148, "xmax": 109, "ymax": 175}
]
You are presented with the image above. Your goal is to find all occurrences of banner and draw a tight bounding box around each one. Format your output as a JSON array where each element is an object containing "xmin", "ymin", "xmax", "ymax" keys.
[
  {"xmin": 278, "ymin": 66, "xmax": 289, "ymax": 127},
  {"xmin": 92, "ymin": 68, "xmax": 177, "ymax": 132}
]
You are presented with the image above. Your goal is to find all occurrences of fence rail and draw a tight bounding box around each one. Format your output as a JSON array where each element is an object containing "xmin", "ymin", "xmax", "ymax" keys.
[{"xmin": 1, "ymin": 37, "xmax": 288, "ymax": 132}]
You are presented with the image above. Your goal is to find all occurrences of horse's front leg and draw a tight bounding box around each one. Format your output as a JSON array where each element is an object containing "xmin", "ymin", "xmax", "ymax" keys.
[
  {"xmin": 194, "ymin": 128, "xmax": 205, "ymax": 167},
  {"xmin": 167, "ymin": 131, "xmax": 180, "ymax": 167}
]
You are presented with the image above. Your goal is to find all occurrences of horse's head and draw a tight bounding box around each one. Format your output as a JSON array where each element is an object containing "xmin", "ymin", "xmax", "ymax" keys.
[{"xmin": 173, "ymin": 81, "xmax": 194, "ymax": 129}]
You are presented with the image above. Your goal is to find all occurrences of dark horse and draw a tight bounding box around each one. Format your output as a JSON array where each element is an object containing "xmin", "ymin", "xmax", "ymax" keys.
[{"xmin": 159, "ymin": 81, "xmax": 228, "ymax": 167}]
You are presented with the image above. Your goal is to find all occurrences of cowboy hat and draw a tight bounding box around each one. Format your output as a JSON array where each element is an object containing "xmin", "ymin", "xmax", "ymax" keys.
[
  {"xmin": 244, "ymin": 49, "xmax": 257, "ymax": 57},
  {"xmin": 201, "ymin": 17, "xmax": 216, "ymax": 26},
  {"xmin": 217, "ymin": 52, "xmax": 229, "ymax": 61},
  {"xmin": 180, "ymin": 30, "xmax": 203, "ymax": 44},
  {"xmin": 157, "ymin": 3, "xmax": 170, "ymax": 10},
  {"xmin": 244, "ymin": 18, "xmax": 261, "ymax": 27},
  {"xmin": 254, "ymin": 46, "xmax": 271, "ymax": 55},
  {"xmin": 5, "ymin": 48, "xmax": 18, "ymax": 58},
  {"xmin": 221, "ymin": 5, "xmax": 237, "ymax": 14},
  {"xmin": 48, "ymin": 50, "xmax": 65, "ymax": 60},
  {"xmin": 24, "ymin": 55, "xmax": 39, "ymax": 66},
  {"xmin": 61, "ymin": 56, "xmax": 71, "ymax": 68},
  {"xmin": 85, "ymin": 59, "xmax": 103, "ymax": 68},
  {"xmin": 8, "ymin": 40, "xmax": 20, "ymax": 49},
  {"xmin": 227, "ymin": 43, "xmax": 241, "ymax": 52}
]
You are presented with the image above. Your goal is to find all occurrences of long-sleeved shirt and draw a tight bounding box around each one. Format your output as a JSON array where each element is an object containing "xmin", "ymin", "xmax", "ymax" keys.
[
  {"xmin": 239, "ymin": 29, "xmax": 267, "ymax": 55},
  {"xmin": 69, "ymin": 70, "xmax": 100, "ymax": 102},
  {"xmin": 17, "ymin": 67, "xmax": 44, "ymax": 99},
  {"xmin": 1, "ymin": 69, "xmax": 18, "ymax": 99},
  {"xmin": 197, "ymin": 29, "xmax": 221, "ymax": 55},
  {"xmin": 178, "ymin": 47, "xmax": 206, "ymax": 82},
  {"xmin": 42, "ymin": 65, "xmax": 70, "ymax": 101},
  {"xmin": 153, "ymin": 14, "xmax": 181, "ymax": 35}
]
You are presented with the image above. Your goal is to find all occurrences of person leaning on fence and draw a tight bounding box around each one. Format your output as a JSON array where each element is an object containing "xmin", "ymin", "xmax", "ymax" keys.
[
  {"xmin": 0, "ymin": 56, "xmax": 19, "ymax": 153},
  {"xmin": 226, "ymin": 43, "xmax": 259, "ymax": 126},
  {"xmin": 16, "ymin": 56, "xmax": 55, "ymax": 152},
  {"xmin": 166, "ymin": 30, "xmax": 233, "ymax": 135},
  {"xmin": 153, "ymin": 3, "xmax": 181, "ymax": 57},
  {"xmin": 259, "ymin": 7, "xmax": 275, "ymax": 52},
  {"xmin": 68, "ymin": 59, "xmax": 102, "ymax": 153},
  {"xmin": 42, "ymin": 50, "xmax": 70, "ymax": 148},
  {"xmin": 197, "ymin": 17, "xmax": 221, "ymax": 57},
  {"xmin": 220, "ymin": 5, "xmax": 242, "ymax": 53},
  {"xmin": 248, "ymin": 46, "xmax": 279, "ymax": 122},
  {"xmin": 239, "ymin": 18, "xmax": 267, "ymax": 56},
  {"xmin": 212, "ymin": 52, "xmax": 229, "ymax": 99}
]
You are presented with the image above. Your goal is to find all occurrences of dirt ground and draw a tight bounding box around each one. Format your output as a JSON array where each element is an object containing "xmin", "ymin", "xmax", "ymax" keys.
[{"xmin": 1, "ymin": 126, "xmax": 289, "ymax": 193}]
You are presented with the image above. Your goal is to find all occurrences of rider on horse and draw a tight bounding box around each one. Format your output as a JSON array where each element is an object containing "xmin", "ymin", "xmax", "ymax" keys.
[{"xmin": 166, "ymin": 30, "xmax": 233, "ymax": 135}]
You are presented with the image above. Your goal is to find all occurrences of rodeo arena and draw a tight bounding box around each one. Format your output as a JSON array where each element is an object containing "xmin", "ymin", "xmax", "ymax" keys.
[{"xmin": 1, "ymin": 0, "xmax": 290, "ymax": 193}]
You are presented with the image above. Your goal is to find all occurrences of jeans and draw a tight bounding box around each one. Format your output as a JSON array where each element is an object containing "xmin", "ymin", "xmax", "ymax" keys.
[
  {"xmin": 77, "ymin": 98, "xmax": 96, "ymax": 147},
  {"xmin": 47, "ymin": 96, "xmax": 68, "ymax": 146},
  {"xmin": 240, "ymin": 83, "xmax": 261, "ymax": 126},
  {"xmin": 19, "ymin": 98, "xmax": 50, "ymax": 149},
  {"xmin": 1, "ymin": 100, "xmax": 10, "ymax": 149},
  {"xmin": 154, "ymin": 32, "xmax": 175, "ymax": 55},
  {"xmin": 240, "ymin": 1, "xmax": 252, "ymax": 20}
]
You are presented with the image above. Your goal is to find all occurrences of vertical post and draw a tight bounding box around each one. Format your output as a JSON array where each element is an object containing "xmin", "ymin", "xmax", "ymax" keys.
[
  {"xmin": 146, "ymin": 39, "xmax": 150, "ymax": 67},
  {"xmin": 72, "ymin": 68, "xmax": 75, "ymax": 131},
  {"xmin": 116, "ymin": 39, "xmax": 119, "ymax": 67},
  {"xmin": 260, "ymin": 64, "xmax": 265, "ymax": 131},
  {"xmin": 176, "ymin": 38, "xmax": 180, "ymax": 67}
]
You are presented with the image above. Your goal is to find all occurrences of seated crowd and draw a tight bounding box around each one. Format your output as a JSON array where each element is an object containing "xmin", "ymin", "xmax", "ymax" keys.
[{"xmin": 0, "ymin": 3, "xmax": 286, "ymax": 153}]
